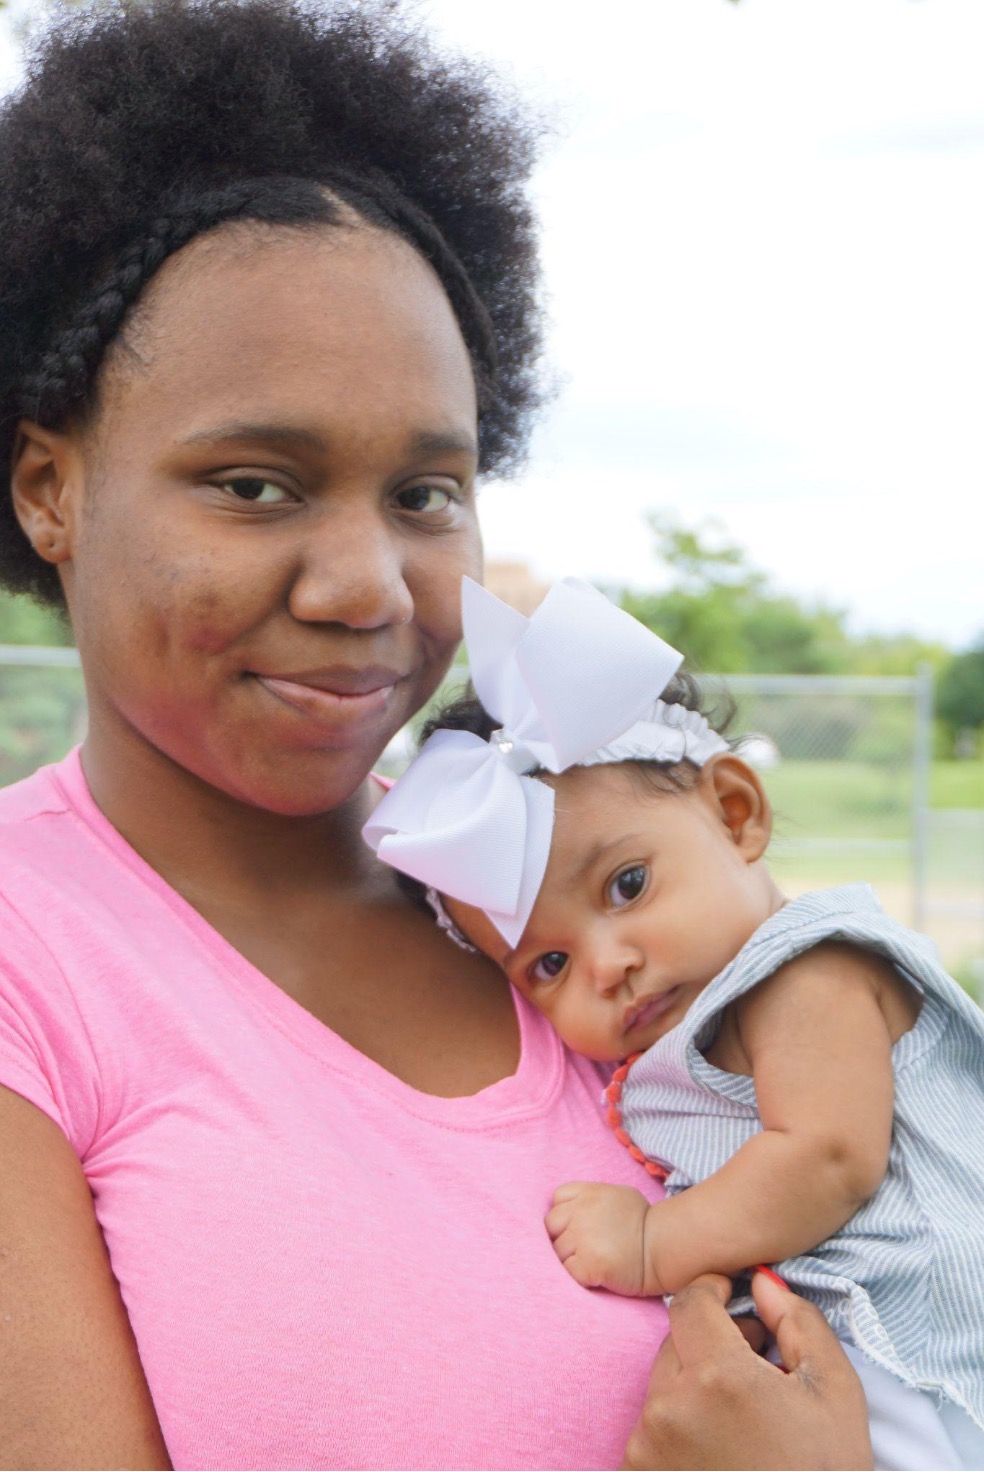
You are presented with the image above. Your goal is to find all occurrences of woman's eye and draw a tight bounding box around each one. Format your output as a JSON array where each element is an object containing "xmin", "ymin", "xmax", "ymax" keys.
[
  {"xmin": 531, "ymin": 951, "xmax": 569, "ymax": 983},
  {"xmin": 608, "ymin": 865, "xmax": 647, "ymax": 909},
  {"xmin": 218, "ymin": 477, "xmax": 292, "ymax": 504},
  {"xmin": 395, "ymin": 485, "xmax": 455, "ymax": 513}
]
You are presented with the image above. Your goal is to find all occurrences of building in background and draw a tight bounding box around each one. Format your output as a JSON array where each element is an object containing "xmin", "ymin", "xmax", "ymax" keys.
[{"xmin": 484, "ymin": 559, "xmax": 551, "ymax": 616}]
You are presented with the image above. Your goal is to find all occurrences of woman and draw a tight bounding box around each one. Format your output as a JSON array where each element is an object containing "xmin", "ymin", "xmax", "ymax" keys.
[{"xmin": 0, "ymin": 3, "xmax": 870, "ymax": 1467}]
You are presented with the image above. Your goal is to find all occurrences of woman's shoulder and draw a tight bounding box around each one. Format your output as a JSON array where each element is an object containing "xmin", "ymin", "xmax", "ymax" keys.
[
  {"xmin": 0, "ymin": 754, "xmax": 90, "ymax": 911},
  {"xmin": 0, "ymin": 748, "xmax": 145, "ymax": 899},
  {"xmin": 0, "ymin": 756, "xmax": 109, "ymax": 1154},
  {"xmin": 0, "ymin": 752, "xmax": 125, "ymax": 935},
  {"xmin": 0, "ymin": 748, "xmax": 172, "ymax": 1021},
  {"xmin": 0, "ymin": 750, "xmax": 76, "ymax": 829}
]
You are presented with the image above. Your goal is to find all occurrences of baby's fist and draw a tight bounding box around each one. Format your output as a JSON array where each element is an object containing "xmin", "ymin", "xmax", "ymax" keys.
[{"xmin": 545, "ymin": 1181, "xmax": 650, "ymax": 1296}]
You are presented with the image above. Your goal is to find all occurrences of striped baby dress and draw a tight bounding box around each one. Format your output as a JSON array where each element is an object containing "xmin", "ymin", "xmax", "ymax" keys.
[{"xmin": 618, "ymin": 884, "xmax": 984, "ymax": 1432}]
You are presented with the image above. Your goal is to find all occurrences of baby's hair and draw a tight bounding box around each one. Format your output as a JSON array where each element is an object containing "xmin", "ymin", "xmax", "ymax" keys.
[
  {"xmin": 0, "ymin": 0, "xmax": 546, "ymax": 605},
  {"xmin": 418, "ymin": 668, "xmax": 738, "ymax": 796}
]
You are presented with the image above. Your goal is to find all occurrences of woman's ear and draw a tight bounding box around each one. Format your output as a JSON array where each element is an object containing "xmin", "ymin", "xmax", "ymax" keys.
[
  {"xmin": 10, "ymin": 420, "xmax": 84, "ymax": 567},
  {"xmin": 698, "ymin": 753, "xmax": 772, "ymax": 862}
]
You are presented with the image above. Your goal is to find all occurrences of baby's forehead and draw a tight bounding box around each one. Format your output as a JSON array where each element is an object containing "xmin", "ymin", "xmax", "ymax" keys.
[
  {"xmin": 542, "ymin": 760, "xmax": 637, "ymax": 805},
  {"xmin": 543, "ymin": 764, "xmax": 644, "ymax": 845}
]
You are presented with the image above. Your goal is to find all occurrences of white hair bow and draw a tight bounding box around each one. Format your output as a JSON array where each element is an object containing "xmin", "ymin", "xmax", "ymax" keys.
[{"xmin": 362, "ymin": 576, "xmax": 725, "ymax": 947}]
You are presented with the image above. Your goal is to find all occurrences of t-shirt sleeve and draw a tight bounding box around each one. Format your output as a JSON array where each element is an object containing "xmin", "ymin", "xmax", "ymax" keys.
[{"xmin": 0, "ymin": 893, "xmax": 101, "ymax": 1157}]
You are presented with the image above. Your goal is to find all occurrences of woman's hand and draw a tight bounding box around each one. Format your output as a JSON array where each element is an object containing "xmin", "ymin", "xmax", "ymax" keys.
[{"xmin": 622, "ymin": 1271, "xmax": 872, "ymax": 1471}]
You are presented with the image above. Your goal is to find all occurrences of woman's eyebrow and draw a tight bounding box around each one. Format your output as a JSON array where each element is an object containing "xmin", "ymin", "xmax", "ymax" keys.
[
  {"xmin": 407, "ymin": 429, "xmax": 479, "ymax": 459},
  {"xmin": 179, "ymin": 424, "xmax": 478, "ymax": 459},
  {"xmin": 180, "ymin": 421, "xmax": 328, "ymax": 453}
]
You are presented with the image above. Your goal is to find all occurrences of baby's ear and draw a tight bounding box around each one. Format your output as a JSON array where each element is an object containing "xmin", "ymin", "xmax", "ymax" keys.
[{"xmin": 699, "ymin": 754, "xmax": 772, "ymax": 862}]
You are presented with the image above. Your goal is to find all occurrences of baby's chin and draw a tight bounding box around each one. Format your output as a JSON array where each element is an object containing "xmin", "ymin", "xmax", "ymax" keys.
[{"xmin": 553, "ymin": 1030, "xmax": 655, "ymax": 1065}]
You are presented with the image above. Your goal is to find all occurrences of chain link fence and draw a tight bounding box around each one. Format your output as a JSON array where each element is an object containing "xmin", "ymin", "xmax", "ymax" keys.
[
  {"xmin": 721, "ymin": 671, "xmax": 930, "ymax": 916},
  {"xmin": 718, "ymin": 671, "xmax": 984, "ymax": 991},
  {"xmin": 0, "ymin": 645, "xmax": 86, "ymax": 788},
  {"xmin": 1, "ymin": 649, "xmax": 981, "ymax": 990}
]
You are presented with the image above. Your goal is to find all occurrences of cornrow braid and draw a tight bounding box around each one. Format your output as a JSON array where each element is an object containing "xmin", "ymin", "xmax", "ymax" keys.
[
  {"xmin": 346, "ymin": 166, "xmax": 499, "ymax": 393},
  {"xmin": 5, "ymin": 168, "xmax": 507, "ymax": 604},
  {"xmin": 267, "ymin": 162, "xmax": 500, "ymax": 400},
  {"xmin": 14, "ymin": 178, "xmax": 345, "ymax": 430},
  {"xmin": 0, "ymin": 0, "xmax": 547, "ymax": 606},
  {"xmin": 14, "ymin": 167, "xmax": 501, "ymax": 437}
]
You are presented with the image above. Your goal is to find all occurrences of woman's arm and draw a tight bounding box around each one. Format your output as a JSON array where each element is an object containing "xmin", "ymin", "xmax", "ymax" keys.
[
  {"xmin": 0, "ymin": 1085, "xmax": 171, "ymax": 1470},
  {"xmin": 622, "ymin": 1272, "xmax": 872, "ymax": 1470}
]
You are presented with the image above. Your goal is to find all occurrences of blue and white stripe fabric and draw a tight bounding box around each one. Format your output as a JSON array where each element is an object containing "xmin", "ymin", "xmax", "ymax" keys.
[{"xmin": 619, "ymin": 884, "xmax": 984, "ymax": 1433}]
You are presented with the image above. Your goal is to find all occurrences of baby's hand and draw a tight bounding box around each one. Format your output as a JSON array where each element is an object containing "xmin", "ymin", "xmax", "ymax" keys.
[{"xmin": 545, "ymin": 1181, "xmax": 652, "ymax": 1296}]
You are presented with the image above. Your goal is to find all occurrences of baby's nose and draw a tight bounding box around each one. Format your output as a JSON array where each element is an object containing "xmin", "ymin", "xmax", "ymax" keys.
[{"xmin": 588, "ymin": 944, "xmax": 641, "ymax": 995}]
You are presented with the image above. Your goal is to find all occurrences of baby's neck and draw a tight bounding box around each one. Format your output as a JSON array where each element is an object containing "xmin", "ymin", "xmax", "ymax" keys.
[{"xmin": 753, "ymin": 863, "xmax": 788, "ymax": 923}]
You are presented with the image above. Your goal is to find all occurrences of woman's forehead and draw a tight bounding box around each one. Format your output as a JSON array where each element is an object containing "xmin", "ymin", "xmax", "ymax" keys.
[{"xmin": 98, "ymin": 224, "xmax": 478, "ymax": 438}]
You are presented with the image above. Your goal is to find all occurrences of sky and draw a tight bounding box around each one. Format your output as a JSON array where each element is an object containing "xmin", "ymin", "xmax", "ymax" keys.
[{"xmin": 2, "ymin": 0, "xmax": 982, "ymax": 646}]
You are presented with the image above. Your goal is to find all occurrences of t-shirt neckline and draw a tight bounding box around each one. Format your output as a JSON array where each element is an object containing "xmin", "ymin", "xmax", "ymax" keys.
[{"xmin": 49, "ymin": 747, "xmax": 566, "ymax": 1129}]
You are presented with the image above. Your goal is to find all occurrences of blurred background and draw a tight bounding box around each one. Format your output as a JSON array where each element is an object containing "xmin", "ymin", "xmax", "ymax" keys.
[{"xmin": 0, "ymin": 0, "xmax": 981, "ymax": 986}]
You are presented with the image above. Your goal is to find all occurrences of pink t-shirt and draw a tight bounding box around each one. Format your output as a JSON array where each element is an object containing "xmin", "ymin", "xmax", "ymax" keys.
[{"xmin": 0, "ymin": 751, "xmax": 669, "ymax": 1470}]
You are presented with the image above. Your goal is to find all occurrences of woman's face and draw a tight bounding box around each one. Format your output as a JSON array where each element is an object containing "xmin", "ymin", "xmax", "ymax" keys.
[{"xmin": 50, "ymin": 224, "xmax": 482, "ymax": 814}]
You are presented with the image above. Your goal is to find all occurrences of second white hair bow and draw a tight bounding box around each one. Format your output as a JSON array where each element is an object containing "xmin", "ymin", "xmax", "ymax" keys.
[{"xmin": 363, "ymin": 576, "xmax": 718, "ymax": 947}]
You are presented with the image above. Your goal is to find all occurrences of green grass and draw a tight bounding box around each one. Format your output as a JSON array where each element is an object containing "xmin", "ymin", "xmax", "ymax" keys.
[
  {"xmin": 764, "ymin": 761, "xmax": 912, "ymax": 842},
  {"xmin": 764, "ymin": 759, "xmax": 983, "ymax": 839},
  {"xmin": 768, "ymin": 848, "xmax": 912, "ymax": 886},
  {"xmin": 931, "ymin": 758, "xmax": 984, "ymax": 809},
  {"xmin": 760, "ymin": 759, "xmax": 984, "ymax": 891}
]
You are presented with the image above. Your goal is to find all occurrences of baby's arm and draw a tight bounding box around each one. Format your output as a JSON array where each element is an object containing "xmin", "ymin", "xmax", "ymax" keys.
[{"xmin": 547, "ymin": 944, "xmax": 901, "ymax": 1297}]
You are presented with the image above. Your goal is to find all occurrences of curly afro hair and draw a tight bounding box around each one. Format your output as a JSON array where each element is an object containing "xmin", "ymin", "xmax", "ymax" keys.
[{"xmin": 0, "ymin": 0, "xmax": 547, "ymax": 604}]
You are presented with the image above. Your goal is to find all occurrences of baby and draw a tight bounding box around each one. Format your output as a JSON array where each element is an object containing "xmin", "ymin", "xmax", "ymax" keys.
[{"xmin": 364, "ymin": 577, "xmax": 984, "ymax": 1471}]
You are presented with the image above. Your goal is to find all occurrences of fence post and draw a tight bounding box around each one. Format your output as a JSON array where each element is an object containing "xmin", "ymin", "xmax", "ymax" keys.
[{"xmin": 912, "ymin": 663, "xmax": 934, "ymax": 933}]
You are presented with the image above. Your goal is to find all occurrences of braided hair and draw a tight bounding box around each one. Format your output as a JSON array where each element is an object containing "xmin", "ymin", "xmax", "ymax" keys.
[{"xmin": 0, "ymin": 0, "xmax": 546, "ymax": 605}]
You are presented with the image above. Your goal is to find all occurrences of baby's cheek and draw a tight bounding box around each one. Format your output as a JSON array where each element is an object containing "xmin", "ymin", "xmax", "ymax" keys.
[{"xmin": 553, "ymin": 1007, "xmax": 622, "ymax": 1063}]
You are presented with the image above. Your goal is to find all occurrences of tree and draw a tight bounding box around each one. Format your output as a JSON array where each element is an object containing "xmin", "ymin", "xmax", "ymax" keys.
[
  {"xmin": 0, "ymin": 593, "xmax": 80, "ymax": 786},
  {"xmin": 937, "ymin": 641, "xmax": 984, "ymax": 745},
  {"xmin": 619, "ymin": 512, "xmax": 853, "ymax": 674},
  {"xmin": 617, "ymin": 512, "xmax": 946, "ymax": 679},
  {"xmin": 0, "ymin": 591, "xmax": 72, "ymax": 646}
]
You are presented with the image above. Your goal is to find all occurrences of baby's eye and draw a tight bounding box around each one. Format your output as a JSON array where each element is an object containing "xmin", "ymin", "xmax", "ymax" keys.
[
  {"xmin": 218, "ymin": 477, "xmax": 292, "ymax": 505},
  {"xmin": 608, "ymin": 865, "xmax": 648, "ymax": 909},
  {"xmin": 530, "ymin": 951, "xmax": 569, "ymax": 983},
  {"xmin": 395, "ymin": 485, "xmax": 455, "ymax": 513}
]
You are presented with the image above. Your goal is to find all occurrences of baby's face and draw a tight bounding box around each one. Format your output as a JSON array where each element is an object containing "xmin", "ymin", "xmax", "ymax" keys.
[{"xmin": 445, "ymin": 758, "xmax": 781, "ymax": 1062}]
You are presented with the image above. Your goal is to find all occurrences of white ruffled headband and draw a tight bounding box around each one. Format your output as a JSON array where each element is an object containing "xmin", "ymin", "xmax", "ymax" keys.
[{"xmin": 362, "ymin": 576, "xmax": 728, "ymax": 948}]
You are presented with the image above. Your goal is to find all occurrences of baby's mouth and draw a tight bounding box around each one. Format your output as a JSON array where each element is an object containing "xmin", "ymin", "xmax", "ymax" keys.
[{"xmin": 622, "ymin": 987, "xmax": 684, "ymax": 1035}]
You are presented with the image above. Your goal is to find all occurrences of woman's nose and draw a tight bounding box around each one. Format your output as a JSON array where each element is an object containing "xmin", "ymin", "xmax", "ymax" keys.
[{"xmin": 288, "ymin": 503, "xmax": 414, "ymax": 629}]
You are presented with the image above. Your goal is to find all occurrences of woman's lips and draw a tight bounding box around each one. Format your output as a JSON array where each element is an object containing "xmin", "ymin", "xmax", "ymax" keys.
[
  {"xmin": 253, "ymin": 669, "xmax": 403, "ymax": 726},
  {"xmin": 623, "ymin": 986, "xmax": 683, "ymax": 1035}
]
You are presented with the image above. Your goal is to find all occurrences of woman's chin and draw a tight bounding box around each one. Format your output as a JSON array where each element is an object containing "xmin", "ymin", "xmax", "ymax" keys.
[{"xmin": 222, "ymin": 746, "xmax": 391, "ymax": 818}]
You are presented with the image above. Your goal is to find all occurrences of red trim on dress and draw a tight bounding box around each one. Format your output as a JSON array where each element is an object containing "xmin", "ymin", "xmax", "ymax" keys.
[{"xmin": 603, "ymin": 1053, "xmax": 669, "ymax": 1180}]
